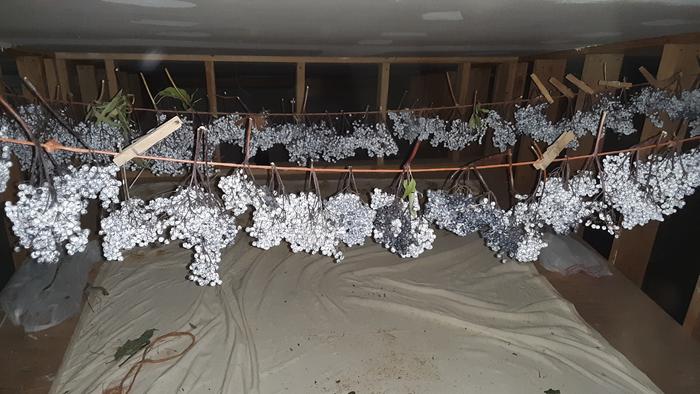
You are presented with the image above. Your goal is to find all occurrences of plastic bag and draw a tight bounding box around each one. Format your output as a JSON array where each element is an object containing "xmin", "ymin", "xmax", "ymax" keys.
[
  {"xmin": 0, "ymin": 240, "xmax": 102, "ymax": 332},
  {"xmin": 539, "ymin": 232, "xmax": 612, "ymax": 277}
]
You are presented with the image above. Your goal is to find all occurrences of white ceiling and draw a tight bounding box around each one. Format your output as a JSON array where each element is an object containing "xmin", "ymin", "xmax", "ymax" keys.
[{"xmin": 0, "ymin": 0, "xmax": 699, "ymax": 56}]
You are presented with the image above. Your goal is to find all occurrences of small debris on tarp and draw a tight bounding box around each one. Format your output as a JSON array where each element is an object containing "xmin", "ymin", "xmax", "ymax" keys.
[
  {"xmin": 544, "ymin": 389, "xmax": 561, "ymax": 394},
  {"xmin": 114, "ymin": 328, "xmax": 156, "ymax": 366}
]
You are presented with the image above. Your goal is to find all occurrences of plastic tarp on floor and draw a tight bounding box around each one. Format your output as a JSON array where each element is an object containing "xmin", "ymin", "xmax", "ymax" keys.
[{"xmin": 50, "ymin": 232, "xmax": 660, "ymax": 393}]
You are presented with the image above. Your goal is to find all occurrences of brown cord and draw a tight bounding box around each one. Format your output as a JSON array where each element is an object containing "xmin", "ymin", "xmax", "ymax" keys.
[
  {"xmin": 104, "ymin": 331, "xmax": 196, "ymax": 394},
  {"xmin": 1, "ymin": 81, "xmax": 658, "ymax": 118},
  {"xmin": 0, "ymin": 134, "xmax": 698, "ymax": 174}
]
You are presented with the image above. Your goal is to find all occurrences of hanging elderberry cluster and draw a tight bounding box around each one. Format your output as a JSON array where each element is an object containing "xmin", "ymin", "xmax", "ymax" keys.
[
  {"xmin": 425, "ymin": 190, "xmax": 494, "ymax": 236},
  {"xmin": 218, "ymin": 169, "xmax": 271, "ymax": 215},
  {"xmin": 208, "ymin": 115, "xmax": 398, "ymax": 166},
  {"xmin": 1, "ymin": 87, "xmax": 698, "ymax": 176},
  {"xmin": 0, "ymin": 145, "xmax": 13, "ymax": 193},
  {"xmin": 325, "ymin": 192, "xmax": 376, "ymax": 247},
  {"xmin": 5, "ymin": 165, "xmax": 120, "ymax": 263},
  {"xmin": 529, "ymin": 172, "xmax": 602, "ymax": 235},
  {"xmin": 99, "ymin": 198, "xmax": 159, "ymax": 261},
  {"xmin": 148, "ymin": 186, "xmax": 240, "ymax": 286},
  {"xmin": 370, "ymin": 188, "xmax": 436, "ymax": 258},
  {"xmin": 600, "ymin": 149, "xmax": 700, "ymax": 230}
]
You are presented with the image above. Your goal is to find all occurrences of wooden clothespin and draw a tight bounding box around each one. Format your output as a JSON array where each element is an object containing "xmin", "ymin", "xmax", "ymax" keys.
[
  {"xmin": 548, "ymin": 77, "xmax": 575, "ymax": 99},
  {"xmin": 530, "ymin": 73, "xmax": 554, "ymax": 104},
  {"xmin": 598, "ymin": 80, "xmax": 633, "ymax": 89},
  {"xmin": 565, "ymin": 74, "xmax": 595, "ymax": 95},
  {"xmin": 532, "ymin": 131, "xmax": 575, "ymax": 171},
  {"xmin": 113, "ymin": 116, "xmax": 182, "ymax": 166}
]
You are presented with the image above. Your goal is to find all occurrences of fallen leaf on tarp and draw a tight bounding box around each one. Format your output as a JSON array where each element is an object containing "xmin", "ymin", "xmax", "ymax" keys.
[
  {"xmin": 544, "ymin": 389, "xmax": 561, "ymax": 394},
  {"xmin": 114, "ymin": 328, "xmax": 156, "ymax": 365}
]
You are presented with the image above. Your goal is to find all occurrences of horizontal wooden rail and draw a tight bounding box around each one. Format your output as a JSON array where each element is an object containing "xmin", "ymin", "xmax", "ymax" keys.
[{"xmin": 54, "ymin": 52, "xmax": 518, "ymax": 65}]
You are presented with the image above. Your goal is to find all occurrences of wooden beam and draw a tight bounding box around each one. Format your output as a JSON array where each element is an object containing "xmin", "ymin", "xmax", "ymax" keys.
[
  {"xmin": 0, "ymin": 65, "xmax": 4, "ymax": 95},
  {"xmin": 548, "ymin": 77, "xmax": 575, "ymax": 99},
  {"xmin": 455, "ymin": 63, "xmax": 471, "ymax": 108},
  {"xmin": 609, "ymin": 44, "xmax": 700, "ymax": 287},
  {"xmin": 377, "ymin": 62, "xmax": 391, "ymax": 165},
  {"xmin": 104, "ymin": 58, "xmax": 119, "ymax": 98},
  {"xmin": 377, "ymin": 62, "xmax": 390, "ymax": 113},
  {"xmin": 127, "ymin": 73, "xmax": 143, "ymax": 107},
  {"xmin": 54, "ymin": 59, "xmax": 71, "ymax": 100},
  {"xmin": 684, "ymin": 275, "xmax": 700, "ymax": 340},
  {"xmin": 43, "ymin": 59, "xmax": 58, "ymax": 100},
  {"xmin": 526, "ymin": 32, "xmax": 700, "ymax": 59},
  {"xmin": 54, "ymin": 52, "xmax": 518, "ymax": 65},
  {"xmin": 493, "ymin": 62, "xmax": 519, "ymax": 103},
  {"xmin": 76, "ymin": 64, "xmax": 99, "ymax": 102},
  {"xmin": 16, "ymin": 56, "xmax": 46, "ymax": 99},
  {"xmin": 295, "ymin": 62, "xmax": 306, "ymax": 114},
  {"xmin": 204, "ymin": 60, "xmax": 217, "ymax": 114},
  {"xmin": 529, "ymin": 73, "xmax": 554, "ymax": 104},
  {"xmin": 569, "ymin": 54, "xmax": 623, "ymax": 171}
]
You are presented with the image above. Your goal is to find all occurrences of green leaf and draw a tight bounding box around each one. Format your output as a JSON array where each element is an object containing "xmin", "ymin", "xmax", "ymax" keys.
[
  {"xmin": 401, "ymin": 179, "xmax": 416, "ymax": 200},
  {"xmin": 156, "ymin": 86, "xmax": 193, "ymax": 110},
  {"xmin": 114, "ymin": 328, "xmax": 156, "ymax": 363}
]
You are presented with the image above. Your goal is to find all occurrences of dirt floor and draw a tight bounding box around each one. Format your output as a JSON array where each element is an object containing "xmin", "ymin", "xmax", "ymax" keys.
[{"xmin": 1, "ymin": 263, "xmax": 699, "ymax": 394}]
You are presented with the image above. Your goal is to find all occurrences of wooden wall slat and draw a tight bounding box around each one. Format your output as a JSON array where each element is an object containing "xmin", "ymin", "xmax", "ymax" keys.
[
  {"xmin": 204, "ymin": 60, "xmax": 217, "ymax": 114},
  {"xmin": 43, "ymin": 59, "xmax": 58, "ymax": 100},
  {"xmin": 104, "ymin": 58, "xmax": 119, "ymax": 98},
  {"xmin": 16, "ymin": 56, "xmax": 47, "ymax": 99},
  {"xmin": 76, "ymin": 64, "xmax": 99, "ymax": 102},
  {"xmin": 609, "ymin": 44, "xmax": 700, "ymax": 287},
  {"xmin": 54, "ymin": 59, "xmax": 72, "ymax": 100}
]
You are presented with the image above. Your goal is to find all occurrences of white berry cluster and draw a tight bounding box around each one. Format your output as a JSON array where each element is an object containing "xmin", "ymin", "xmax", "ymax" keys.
[
  {"xmin": 99, "ymin": 198, "xmax": 159, "ymax": 261},
  {"xmin": 370, "ymin": 188, "xmax": 435, "ymax": 258},
  {"xmin": 325, "ymin": 193, "xmax": 376, "ymax": 247},
  {"xmin": 218, "ymin": 169, "xmax": 270, "ymax": 215},
  {"xmin": 484, "ymin": 197, "xmax": 549, "ymax": 263},
  {"xmin": 5, "ymin": 164, "xmax": 120, "ymax": 263},
  {"xmin": 599, "ymin": 149, "xmax": 700, "ymax": 230},
  {"xmin": 148, "ymin": 186, "xmax": 240, "ymax": 286},
  {"xmin": 209, "ymin": 115, "xmax": 398, "ymax": 166},
  {"xmin": 0, "ymin": 145, "xmax": 13, "ymax": 193},
  {"xmin": 530, "ymin": 172, "xmax": 602, "ymax": 235},
  {"xmin": 243, "ymin": 190, "xmax": 344, "ymax": 260},
  {"xmin": 425, "ymin": 190, "xmax": 494, "ymax": 236}
]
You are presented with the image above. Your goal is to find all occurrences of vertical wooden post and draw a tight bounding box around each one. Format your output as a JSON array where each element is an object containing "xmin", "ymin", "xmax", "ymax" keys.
[
  {"xmin": 126, "ymin": 73, "xmax": 143, "ymax": 107},
  {"xmin": 455, "ymin": 62, "xmax": 471, "ymax": 108},
  {"xmin": 43, "ymin": 59, "xmax": 58, "ymax": 100},
  {"xmin": 16, "ymin": 56, "xmax": 47, "ymax": 99},
  {"xmin": 448, "ymin": 63, "xmax": 472, "ymax": 162},
  {"xmin": 295, "ymin": 62, "xmax": 306, "ymax": 114},
  {"xmin": 569, "ymin": 54, "xmax": 624, "ymax": 171},
  {"xmin": 204, "ymin": 60, "xmax": 217, "ymax": 115},
  {"xmin": 104, "ymin": 58, "xmax": 119, "ymax": 98},
  {"xmin": 0, "ymin": 65, "xmax": 4, "ymax": 95},
  {"xmin": 76, "ymin": 64, "xmax": 99, "ymax": 102},
  {"xmin": 513, "ymin": 59, "xmax": 566, "ymax": 194},
  {"xmin": 54, "ymin": 58, "xmax": 71, "ymax": 100},
  {"xmin": 609, "ymin": 44, "xmax": 700, "ymax": 286},
  {"xmin": 684, "ymin": 275, "xmax": 700, "ymax": 339},
  {"xmin": 492, "ymin": 61, "xmax": 519, "ymax": 103},
  {"xmin": 376, "ymin": 62, "xmax": 391, "ymax": 165}
]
